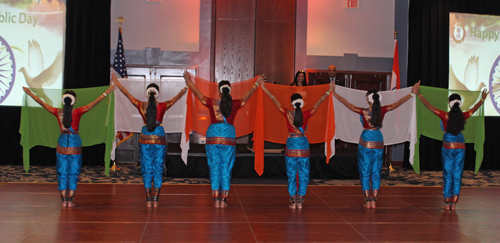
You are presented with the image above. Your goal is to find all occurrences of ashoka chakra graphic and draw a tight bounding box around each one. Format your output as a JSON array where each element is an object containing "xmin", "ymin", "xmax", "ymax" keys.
[{"xmin": 0, "ymin": 36, "xmax": 16, "ymax": 104}]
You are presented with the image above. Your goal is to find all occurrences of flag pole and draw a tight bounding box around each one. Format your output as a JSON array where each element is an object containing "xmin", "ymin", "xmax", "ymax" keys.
[
  {"xmin": 388, "ymin": 30, "xmax": 398, "ymax": 173},
  {"xmin": 110, "ymin": 16, "xmax": 126, "ymax": 172}
]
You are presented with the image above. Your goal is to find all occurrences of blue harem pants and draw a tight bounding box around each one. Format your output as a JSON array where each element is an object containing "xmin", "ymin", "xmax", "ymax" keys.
[
  {"xmin": 206, "ymin": 123, "xmax": 236, "ymax": 191},
  {"xmin": 56, "ymin": 133, "xmax": 82, "ymax": 191},
  {"xmin": 140, "ymin": 125, "xmax": 166, "ymax": 189},
  {"xmin": 441, "ymin": 132, "xmax": 466, "ymax": 198},
  {"xmin": 285, "ymin": 136, "xmax": 310, "ymax": 197},
  {"xmin": 358, "ymin": 130, "xmax": 384, "ymax": 191}
]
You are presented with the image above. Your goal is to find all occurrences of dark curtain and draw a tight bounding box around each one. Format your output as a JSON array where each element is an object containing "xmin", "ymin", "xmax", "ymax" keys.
[
  {"xmin": 0, "ymin": 0, "xmax": 111, "ymax": 166},
  {"xmin": 404, "ymin": 0, "xmax": 500, "ymax": 171}
]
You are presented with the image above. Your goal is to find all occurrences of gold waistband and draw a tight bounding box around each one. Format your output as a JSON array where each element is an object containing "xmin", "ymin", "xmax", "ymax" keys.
[
  {"xmin": 289, "ymin": 134, "xmax": 305, "ymax": 138},
  {"xmin": 206, "ymin": 137, "xmax": 236, "ymax": 146},
  {"xmin": 285, "ymin": 148, "xmax": 310, "ymax": 157},
  {"xmin": 442, "ymin": 141, "xmax": 465, "ymax": 150},
  {"xmin": 56, "ymin": 145, "xmax": 82, "ymax": 155},
  {"xmin": 363, "ymin": 128, "xmax": 379, "ymax": 131},
  {"xmin": 359, "ymin": 138, "xmax": 384, "ymax": 149},
  {"xmin": 61, "ymin": 131, "xmax": 79, "ymax": 135},
  {"xmin": 139, "ymin": 134, "xmax": 167, "ymax": 145}
]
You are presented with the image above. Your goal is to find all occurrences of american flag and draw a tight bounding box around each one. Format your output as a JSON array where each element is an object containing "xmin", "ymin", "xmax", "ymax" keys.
[
  {"xmin": 113, "ymin": 29, "xmax": 127, "ymax": 78},
  {"xmin": 113, "ymin": 28, "xmax": 133, "ymax": 146}
]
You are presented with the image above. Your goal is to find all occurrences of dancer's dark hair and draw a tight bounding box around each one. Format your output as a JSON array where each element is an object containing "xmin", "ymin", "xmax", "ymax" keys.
[
  {"xmin": 290, "ymin": 71, "xmax": 307, "ymax": 86},
  {"xmin": 146, "ymin": 83, "xmax": 159, "ymax": 132},
  {"xmin": 447, "ymin": 93, "xmax": 465, "ymax": 135},
  {"xmin": 219, "ymin": 80, "xmax": 233, "ymax": 118},
  {"xmin": 62, "ymin": 90, "xmax": 76, "ymax": 129},
  {"xmin": 367, "ymin": 89, "xmax": 382, "ymax": 127},
  {"xmin": 290, "ymin": 93, "xmax": 303, "ymax": 128}
]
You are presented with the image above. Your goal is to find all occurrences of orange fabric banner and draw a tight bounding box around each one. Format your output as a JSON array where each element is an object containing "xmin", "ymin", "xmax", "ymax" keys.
[
  {"xmin": 259, "ymin": 83, "xmax": 331, "ymax": 143},
  {"xmin": 184, "ymin": 75, "xmax": 335, "ymax": 176},
  {"xmin": 184, "ymin": 75, "xmax": 260, "ymax": 139}
]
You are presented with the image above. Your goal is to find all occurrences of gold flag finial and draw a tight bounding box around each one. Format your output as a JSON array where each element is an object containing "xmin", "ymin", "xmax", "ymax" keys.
[
  {"xmin": 115, "ymin": 16, "xmax": 125, "ymax": 29},
  {"xmin": 394, "ymin": 31, "xmax": 398, "ymax": 39}
]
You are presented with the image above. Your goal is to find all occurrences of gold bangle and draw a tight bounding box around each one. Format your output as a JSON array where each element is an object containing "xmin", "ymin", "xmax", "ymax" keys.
[
  {"xmin": 481, "ymin": 98, "xmax": 485, "ymax": 101},
  {"xmin": 418, "ymin": 94, "xmax": 423, "ymax": 99},
  {"xmin": 119, "ymin": 86, "xmax": 124, "ymax": 90},
  {"xmin": 188, "ymin": 83, "xmax": 195, "ymax": 88}
]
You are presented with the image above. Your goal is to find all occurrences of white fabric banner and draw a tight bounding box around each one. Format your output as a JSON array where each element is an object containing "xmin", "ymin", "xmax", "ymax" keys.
[
  {"xmin": 332, "ymin": 86, "xmax": 417, "ymax": 164},
  {"xmin": 112, "ymin": 78, "xmax": 187, "ymax": 160}
]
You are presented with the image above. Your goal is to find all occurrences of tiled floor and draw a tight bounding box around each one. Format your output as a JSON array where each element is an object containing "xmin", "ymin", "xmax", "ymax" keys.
[{"xmin": 0, "ymin": 183, "xmax": 499, "ymax": 242}]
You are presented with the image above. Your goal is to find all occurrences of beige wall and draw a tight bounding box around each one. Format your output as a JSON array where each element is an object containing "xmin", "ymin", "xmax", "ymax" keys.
[
  {"xmin": 307, "ymin": 0, "xmax": 395, "ymax": 57},
  {"xmin": 111, "ymin": 0, "xmax": 200, "ymax": 52}
]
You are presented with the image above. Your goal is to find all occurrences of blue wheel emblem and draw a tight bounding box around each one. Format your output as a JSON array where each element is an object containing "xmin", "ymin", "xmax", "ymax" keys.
[
  {"xmin": 0, "ymin": 36, "xmax": 16, "ymax": 104},
  {"xmin": 488, "ymin": 55, "xmax": 500, "ymax": 115}
]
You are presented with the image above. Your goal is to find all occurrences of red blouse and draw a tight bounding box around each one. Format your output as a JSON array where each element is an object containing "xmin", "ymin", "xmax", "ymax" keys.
[
  {"xmin": 279, "ymin": 106, "xmax": 314, "ymax": 134},
  {"xmin": 434, "ymin": 109, "xmax": 472, "ymax": 131},
  {"xmin": 48, "ymin": 106, "xmax": 90, "ymax": 132},
  {"xmin": 202, "ymin": 97, "xmax": 244, "ymax": 124},
  {"xmin": 132, "ymin": 98, "xmax": 173, "ymax": 124},
  {"xmin": 354, "ymin": 105, "xmax": 392, "ymax": 129}
]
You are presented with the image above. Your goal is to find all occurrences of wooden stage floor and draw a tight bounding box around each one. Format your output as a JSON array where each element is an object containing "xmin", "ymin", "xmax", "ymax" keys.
[{"xmin": 0, "ymin": 182, "xmax": 499, "ymax": 242}]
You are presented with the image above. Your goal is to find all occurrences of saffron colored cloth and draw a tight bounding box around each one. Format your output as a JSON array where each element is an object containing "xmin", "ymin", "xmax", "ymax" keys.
[
  {"xmin": 183, "ymin": 75, "xmax": 259, "ymax": 171},
  {"xmin": 182, "ymin": 76, "xmax": 334, "ymax": 175},
  {"xmin": 414, "ymin": 86, "xmax": 485, "ymax": 174},
  {"xmin": 254, "ymin": 83, "xmax": 334, "ymax": 174},
  {"xmin": 20, "ymin": 86, "xmax": 115, "ymax": 175},
  {"xmin": 139, "ymin": 125, "xmax": 167, "ymax": 188}
]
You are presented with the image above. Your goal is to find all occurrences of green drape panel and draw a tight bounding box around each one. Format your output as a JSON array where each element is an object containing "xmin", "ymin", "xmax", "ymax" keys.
[
  {"xmin": 20, "ymin": 86, "xmax": 115, "ymax": 175},
  {"xmin": 413, "ymin": 86, "xmax": 484, "ymax": 174}
]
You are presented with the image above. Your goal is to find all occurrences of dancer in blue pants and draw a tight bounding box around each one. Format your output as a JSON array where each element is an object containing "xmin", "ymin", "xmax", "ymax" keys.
[
  {"xmin": 261, "ymin": 82, "xmax": 333, "ymax": 209},
  {"xmin": 184, "ymin": 71, "xmax": 265, "ymax": 208},
  {"xmin": 113, "ymin": 75, "xmax": 187, "ymax": 207},
  {"xmin": 23, "ymin": 85, "xmax": 115, "ymax": 207},
  {"xmin": 332, "ymin": 83, "xmax": 418, "ymax": 208},
  {"xmin": 417, "ymin": 89, "xmax": 487, "ymax": 210}
]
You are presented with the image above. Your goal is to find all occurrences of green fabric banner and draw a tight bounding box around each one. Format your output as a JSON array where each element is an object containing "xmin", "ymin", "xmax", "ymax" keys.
[
  {"xmin": 20, "ymin": 86, "xmax": 115, "ymax": 176},
  {"xmin": 413, "ymin": 86, "xmax": 485, "ymax": 174}
]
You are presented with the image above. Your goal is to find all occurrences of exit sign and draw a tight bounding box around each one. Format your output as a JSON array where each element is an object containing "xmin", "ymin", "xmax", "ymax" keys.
[{"xmin": 345, "ymin": 0, "xmax": 359, "ymax": 9}]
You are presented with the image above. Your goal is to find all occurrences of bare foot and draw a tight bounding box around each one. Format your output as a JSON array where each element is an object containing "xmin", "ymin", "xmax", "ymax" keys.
[
  {"xmin": 289, "ymin": 202, "xmax": 297, "ymax": 209},
  {"xmin": 441, "ymin": 203, "xmax": 451, "ymax": 210},
  {"xmin": 363, "ymin": 201, "xmax": 371, "ymax": 208},
  {"xmin": 214, "ymin": 200, "xmax": 220, "ymax": 208},
  {"xmin": 153, "ymin": 201, "xmax": 159, "ymax": 208},
  {"xmin": 61, "ymin": 201, "xmax": 68, "ymax": 207},
  {"xmin": 450, "ymin": 203, "xmax": 456, "ymax": 210},
  {"xmin": 371, "ymin": 201, "xmax": 376, "ymax": 209},
  {"xmin": 220, "ymin": 201, "xmax": 228, "ymax": 208},
  {"xmin": 296, "ymin": 203, "xmax": 303, "ymax": 209},
  {"xmin": 146, "ymin": 201, "xmax": 152, "ymax": 208},
  {"xmin": 67, "ymin": 201, "xmax": 76, "ymax": 207}
]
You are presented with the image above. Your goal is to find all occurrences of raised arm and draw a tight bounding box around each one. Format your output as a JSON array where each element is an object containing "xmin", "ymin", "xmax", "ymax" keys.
[
  {"xmin": 389, "ymin": 81, "xmax": 420, "ymax": 110},
  {"xmin": 22, "ymin": 87, "xmax": 53, "ymax": 111},
  {"xmin": 331, "ymin": 84, "xmax": 357, "ymax": 112},
  {"xmin": 84, "ymin": 85, "xmax": 116, "ymax": 111},
  {"xmin": 183, "ymin": 70, "xmax": 205, "ymax": 102},
  {"xmin": 167, "ymin": 85, "xmax": 189, "ymax": 106},
  {"xmin": 260, "ymin": 81, "xmax": 281, "ymax": 109},
  {"xmin": 241, "ymin": 74, "xmax": 266, "ymax": 103},
  {"xmin": 311, "ymin": 82, "xmax": 334, "ymax": 114},
  {"xmin": 112, "ymin": 74, "xmax": 137, "ymax": 103},
  {"xmin": 466, "ymin": 89, "xmax": 488, "ymax": 115},
  {"xmin": 417, "ymin": 92, "xmax": 437, "ymax": 113}
]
